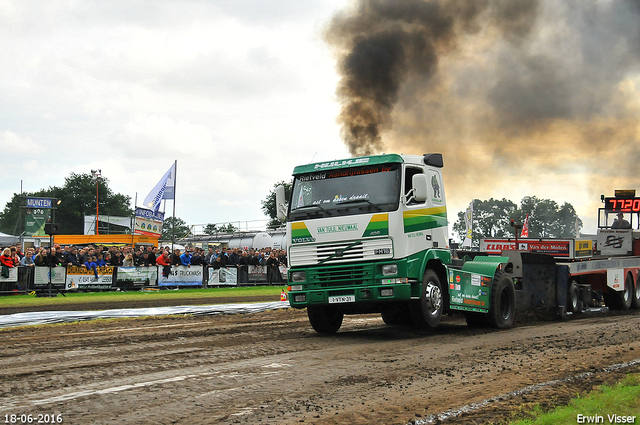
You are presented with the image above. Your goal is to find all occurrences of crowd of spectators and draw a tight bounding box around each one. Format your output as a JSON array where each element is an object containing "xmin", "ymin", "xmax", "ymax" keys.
[{"xmin": 0, "ymin": 242, "xmax": 288, "ymax": 283}]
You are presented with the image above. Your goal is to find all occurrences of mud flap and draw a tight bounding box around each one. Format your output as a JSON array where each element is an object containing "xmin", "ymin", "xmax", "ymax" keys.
[{"xmin": 504, "ymin": 252, "xmax": 560, "ymax": 321}]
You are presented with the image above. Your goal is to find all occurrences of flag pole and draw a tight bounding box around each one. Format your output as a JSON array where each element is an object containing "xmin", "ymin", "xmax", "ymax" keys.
[
  {"xmin": 171, "ymin": 160, "xmax": 177, "ymax": 253},
  {"xmin": 132, "ymin": 192, "xmax": 137, "ymax": 248}
]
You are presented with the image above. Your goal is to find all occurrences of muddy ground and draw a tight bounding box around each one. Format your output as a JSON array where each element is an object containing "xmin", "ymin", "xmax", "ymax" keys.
[{"xmin": 0, "ymin": 297, "xmax": 639, "ymax": 425}]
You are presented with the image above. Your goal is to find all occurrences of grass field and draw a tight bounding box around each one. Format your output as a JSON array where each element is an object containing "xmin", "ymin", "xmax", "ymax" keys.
[
  {"xmin": 0, "ymin": 286, "xmax": 285, "ymax": 308},
  {"xmin": 508, "ymin": 372, "xmax": 640, "ymax": 424}
]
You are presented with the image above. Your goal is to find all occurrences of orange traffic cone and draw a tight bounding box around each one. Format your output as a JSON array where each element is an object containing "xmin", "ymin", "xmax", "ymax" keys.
[{"xmin": 280, "ymin": 289, "xmax": 288, "ymax": 301}]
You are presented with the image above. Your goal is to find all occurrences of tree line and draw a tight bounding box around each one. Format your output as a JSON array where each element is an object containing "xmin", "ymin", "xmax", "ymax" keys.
[
  {"xmin": 0, "ymin": 173, "xmax": 240, "ymax": 241},
  {"xmin": 452, "ymin": 196, "xmax": 583, "ymax": 246}
]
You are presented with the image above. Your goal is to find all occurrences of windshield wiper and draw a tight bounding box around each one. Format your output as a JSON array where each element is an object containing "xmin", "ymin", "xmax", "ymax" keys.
[
  {"xmin": 335, "ymin": 199, "xmax": 381, "ymax": 211},
  {"xmin": 291, "ymin": 204, "xmax": 331, "ymax": 216}
]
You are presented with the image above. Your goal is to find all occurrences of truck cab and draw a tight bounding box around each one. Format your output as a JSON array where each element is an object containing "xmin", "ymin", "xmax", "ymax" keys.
[{"xmin": 277, "ymin": 153, "xmax": 515, "ymax": 333}]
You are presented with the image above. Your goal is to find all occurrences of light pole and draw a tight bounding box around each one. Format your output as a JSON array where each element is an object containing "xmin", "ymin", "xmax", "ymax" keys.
[{"xmin": 91, "ymin": 169, "xmax": 102, "ymax": 235}]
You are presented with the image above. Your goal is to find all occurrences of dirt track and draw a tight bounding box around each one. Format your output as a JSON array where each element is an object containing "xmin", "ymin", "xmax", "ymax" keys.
[{"xmin": 1, "ymin": 299, "xmax": 639, "ymax": 425}]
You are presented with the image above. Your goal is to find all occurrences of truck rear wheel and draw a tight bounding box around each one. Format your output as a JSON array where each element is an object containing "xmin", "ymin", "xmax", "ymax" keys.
[
  {"xmin": 632, "ymin": 276, "xmax": 640, "ymax": 310},
  {"xmin": 606, "ymin": 273, "xmax": 633, "ymax": 310},
  {"xmin": 568, "ymin": 280, "xmax": 582, "ymax": 313},
  {"xmin": 307, "ymin": 306, "xmax": 343, "ymax": 334},
  {"xmin": 409, "ymin": 269, "xmax": 443, "ymax": 328},
  {"xmin": 487, "ymin": 272, "xmax": 516, "ymax": 329}
]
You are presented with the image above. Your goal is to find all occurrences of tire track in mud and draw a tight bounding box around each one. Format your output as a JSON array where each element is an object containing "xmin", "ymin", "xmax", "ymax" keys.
[{"xmin": 0, "ymin": 308, "xmax": 638, "ymax": 424}]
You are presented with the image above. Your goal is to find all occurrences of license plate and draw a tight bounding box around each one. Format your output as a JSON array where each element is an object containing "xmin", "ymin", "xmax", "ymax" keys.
[{"xmin": 329, "ymin": 295, "xmax": 355, "ymax": 304}]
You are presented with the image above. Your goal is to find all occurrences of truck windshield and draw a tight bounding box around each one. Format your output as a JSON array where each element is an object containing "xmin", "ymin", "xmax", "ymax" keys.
[{"xmin": 289, "ymin": 163, "xmax": 400, "ymax": 219}]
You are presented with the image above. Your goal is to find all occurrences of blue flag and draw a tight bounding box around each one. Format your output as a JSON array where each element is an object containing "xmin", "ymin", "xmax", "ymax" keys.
[{"xmin": 143, "ymin": 163, "xmax": 175, "ymax": 213}]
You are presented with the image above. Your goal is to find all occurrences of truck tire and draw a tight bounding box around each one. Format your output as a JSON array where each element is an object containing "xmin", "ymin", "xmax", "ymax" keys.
[
  {"xmin": 409, "ymin": 269, "xmax": 444, "ymax": 328},
  {"xmin": 307, "ymin": 306, "xmax": 343, "ymax": 334},
  {"xmin": 568, "ymin": 280, "xmax": 582, "ymax": 313},
  {"xmin": 632, "ymin": 276, "xmax": 640, "ymax": 310},
  {"xmin": 381, "ymin": 305, "xmax": 414, "ymax": 325},
  {"xmin": 607, "ymin": 273, "xmax": 634, "ymax": 310},
  {"xmin": 487, "ymin": 272, "xmax": 516, "ymax": 329}
]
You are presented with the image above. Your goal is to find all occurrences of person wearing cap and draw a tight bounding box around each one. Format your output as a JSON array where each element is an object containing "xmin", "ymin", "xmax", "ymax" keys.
[
  {"xmin": 612, "ymin": 212, "xmax": 631, "ymax": 229},
  {"xmin": 180, "ymin": 249, "xmax": 192, "ymax": 266}
]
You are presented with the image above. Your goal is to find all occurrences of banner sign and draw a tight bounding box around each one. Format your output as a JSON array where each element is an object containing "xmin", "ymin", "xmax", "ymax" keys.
[
  {"xmin": 134, "ymin": 208, "xmax": 164, "ymax": 237},
  {"xmin": 34, "ymin": 266, "xmax": 66, "ymax": 286},
  {"xmin": 0, "ymin": 266, "xmax": 18, "ymax": 283},
  {"xmin": 26, "ymin": 197, "xmax": 52, "ymax": 209},
  {"xmin": 208, "ymin": 267, "xmax": 238, "ymax": 286},
  {"xmin": 65, "ymin": 266, "xmax": 114, "ymax": 290},
  {"xmin": 248, "ymin": 265, "xmax": 267, "ymax": 282},
  {"xmin": 25, "ymin": 208, "xmax": 51, "ymax": 236},
  {"xmin": 597, "ymin": 229, "xmax": 633, "ymax": 256},
  {"xmin": 116, "ymin": 266, "xmax": 158, "ymax": 287},
  {"xmin": 157, "ymin": 265, "xmax": 203, "ymax": 286}
]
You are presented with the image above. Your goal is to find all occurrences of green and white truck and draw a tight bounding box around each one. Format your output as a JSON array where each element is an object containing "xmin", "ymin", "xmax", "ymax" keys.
[{"xmin": 275, "ymin": 153, "xmax": 516, "ymax": 333}]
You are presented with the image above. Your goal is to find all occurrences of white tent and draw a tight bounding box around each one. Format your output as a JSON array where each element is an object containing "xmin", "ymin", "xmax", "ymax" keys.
[{"xmin": 0, "ymin": 232, "xmax": 17, "ymax": 247}]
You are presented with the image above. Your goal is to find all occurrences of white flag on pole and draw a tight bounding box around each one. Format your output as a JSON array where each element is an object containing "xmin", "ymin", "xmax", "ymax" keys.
[{"xmin": 143, "ymin": 163, "xmax": 176, "ymax": 213}]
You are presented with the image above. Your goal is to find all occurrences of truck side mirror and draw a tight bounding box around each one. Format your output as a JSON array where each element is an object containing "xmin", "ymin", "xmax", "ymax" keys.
[
  {"xmin": 275, "ymin": 185, "xmax": 287, "ymax": 222},
  {"xmin": 412, "ymin": 174, "xmax": 428, "ymax": 202}
]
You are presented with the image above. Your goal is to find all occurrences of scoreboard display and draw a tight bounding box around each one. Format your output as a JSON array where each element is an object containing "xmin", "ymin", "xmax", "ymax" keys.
[{"xmin": 604, "ymin": 197, "xmax": 640, "ymax": 212}]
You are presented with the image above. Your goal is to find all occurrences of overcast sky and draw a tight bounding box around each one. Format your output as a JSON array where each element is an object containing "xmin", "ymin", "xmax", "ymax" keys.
[
  {"xmin": 0, "ymin": 0, "xmax": 350, "ymax": 231},
  {"xmin": 2, "ymin": 0, "xmax": 640, "ymax": 237}
]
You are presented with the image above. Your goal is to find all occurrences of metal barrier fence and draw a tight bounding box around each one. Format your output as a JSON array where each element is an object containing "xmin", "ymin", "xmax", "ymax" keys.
[{"xmin": 0, "ymin": 265, "xmax": 288, "ymax": 295}]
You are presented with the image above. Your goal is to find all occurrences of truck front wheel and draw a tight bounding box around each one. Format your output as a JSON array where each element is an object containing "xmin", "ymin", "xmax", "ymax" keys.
[
  {"xmin": 487, "ymin": 272, "xmax": 516, "ymax": 329},
  {"xmin": 307, "ymin": 306, "xmax": 343, "ymax": 334},
  {"xmin": 409, "ymin": 270, "xmax": 443, "ymax": 328}
]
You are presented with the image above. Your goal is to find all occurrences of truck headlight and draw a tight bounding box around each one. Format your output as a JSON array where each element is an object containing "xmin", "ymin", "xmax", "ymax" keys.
[
  {"xmin": 290, "ymin": 271, "xmax": 306, "ymax": 282},
  {"xmin": 289, "ymin": 285, "xmax": 303, "ymax": 291},
  {"xmin": 381, "ymin": 264, "xmax": 398, "ymax": 276}
]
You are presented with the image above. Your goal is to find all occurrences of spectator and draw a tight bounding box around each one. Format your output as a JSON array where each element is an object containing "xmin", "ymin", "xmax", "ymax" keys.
[
  {"xmin": 212, "ymin": 255, "xmax": 223, "ymax": 270},
  {"xmin": 96, "ymin": 253, "xmax": 106, "ymax": 267},
  {"xmin": 266, "ymin": 251, "xmax": 280, "ymax": 285},
  {"xmin": 155, "ymin": 250, "xmax": 172, "ymax": 277},
  {"xmin": 14, "ymin": 243, "xmax": 25, "ymax": 261},
  {"xmin": 66, "ymin": 246, "xmax": 79, "ymax": 267},
  {"xmin": 238, "ymin": 250, "xmax": 249, "ymax": 283},
  {"xmin": 47, "ymin": 247, "xmax": 62, "ymax": 267},
  {"xmin": 217, "ymin": 247, "xmax": 228, "ymax": 267},
  {"xmin": 170, "ymin": 248, "xmax": 182, "ymax": 266},
  {"xmin": 1, "ymin": 247, "xmax": 14, "ymax": 277},
  {"xmin": 122, "ymin": 253, "xmax": 135, "ymax": 267},
  {"xmin": 20, "ymin": 248, "xmax": 35, "ymax": 267},
  {"xmin": 191, "ymin": 248, "xmax": 204, "ymax": 266},
  {"xmin": 84, "ymin": 256, "xmax": 98, "ymax": 278},
  {"xmin": 180, "ymin": 249, "xmax": 192, "ymax": 266},
  {"xmin": 228, "ymin": 248, "xmax": 240, "ymax": 266},
  {"xmin": 204, "ymin": 247, "xmax": 215, "ymax": 264},
  {"xmin": 146, "ymin": 246, "xmax": 156, "ymax": 265},
  {"xmin": 34, "ymin": 249, "xmax": 47, "ymax": 266}
]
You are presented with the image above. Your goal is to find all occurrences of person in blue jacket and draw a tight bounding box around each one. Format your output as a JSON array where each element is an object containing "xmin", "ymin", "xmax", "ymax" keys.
[{"xmin": 180, "ymin": 249, "xmax": 192, "ymax": 266}]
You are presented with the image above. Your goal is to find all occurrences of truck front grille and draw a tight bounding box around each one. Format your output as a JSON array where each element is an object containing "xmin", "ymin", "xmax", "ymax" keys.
[{"xmin": 309, "ymin": 265, "xmax": 372, "ymax": 288}]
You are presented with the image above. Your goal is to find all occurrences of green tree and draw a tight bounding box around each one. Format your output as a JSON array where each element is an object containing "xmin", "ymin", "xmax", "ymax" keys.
[
  {"xmin": 453, "ymin": 196, "xmax": 583, "ymax": 245},
  {"xmin": 203, "ymin": 223, "xmax": 238, "ymax": 234},
  {"xmin": 160, "ymin": 216, "xmax": 191, "ymax": 241},
  {"xmin": 261, "ymin": 181, "xmax": 291, "ymax": 229},
  {"xmin": 0, "ymin": 172, "xmax": 132, "ymax": 235}
]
